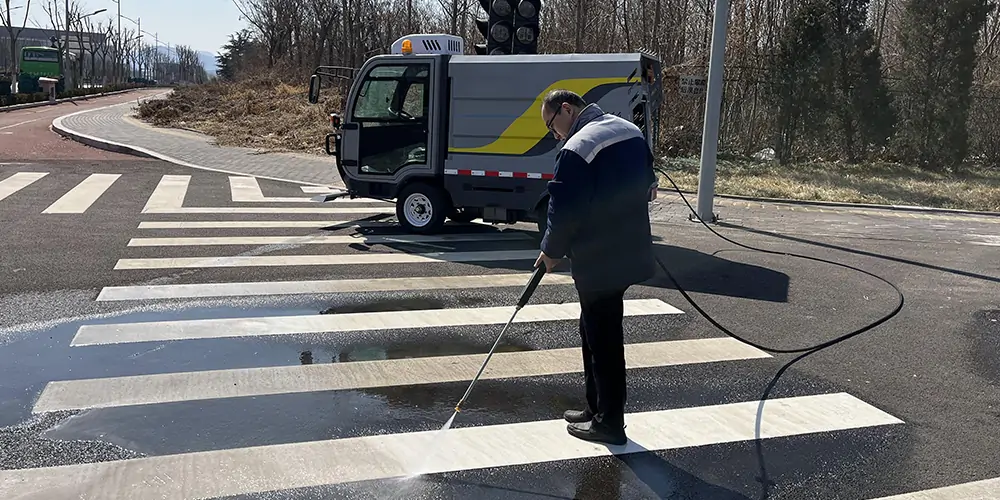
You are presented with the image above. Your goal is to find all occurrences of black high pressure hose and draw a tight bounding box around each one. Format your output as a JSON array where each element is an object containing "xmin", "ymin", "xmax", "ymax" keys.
[{"xmin": 649, "ymin": 165, "xmax": 905, "ymax": 499}]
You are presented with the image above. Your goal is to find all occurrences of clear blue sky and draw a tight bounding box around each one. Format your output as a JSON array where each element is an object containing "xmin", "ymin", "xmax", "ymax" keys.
[{"xmin": 19, "ymin": 0, "xmax": 248, "ymax": 57}]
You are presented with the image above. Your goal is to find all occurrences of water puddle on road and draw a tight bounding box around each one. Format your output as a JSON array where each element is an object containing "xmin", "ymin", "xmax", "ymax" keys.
[{"xmin": 0, "ymin": 296, "xmax": 550, "ymax": 458}]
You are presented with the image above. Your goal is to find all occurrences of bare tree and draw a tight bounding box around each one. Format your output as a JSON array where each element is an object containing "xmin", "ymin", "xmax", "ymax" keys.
[{"xmin": 1, "ymin": 0, "xmax": 32, "ymax": 79}]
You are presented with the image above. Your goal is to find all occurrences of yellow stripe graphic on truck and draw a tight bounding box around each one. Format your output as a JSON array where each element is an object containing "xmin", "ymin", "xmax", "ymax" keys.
[{"xmin": 449, "ymin": 76, "xmax": 631, "ymax": 156}]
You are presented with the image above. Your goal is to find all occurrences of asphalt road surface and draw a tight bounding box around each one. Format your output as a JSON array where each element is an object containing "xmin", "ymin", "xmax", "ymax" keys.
[{"xmin": 1, "ymin": 160, "xmax": 999, "ymax": 500}]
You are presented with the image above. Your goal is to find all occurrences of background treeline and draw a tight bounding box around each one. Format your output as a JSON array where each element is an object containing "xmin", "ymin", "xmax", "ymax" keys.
[{"xmin": 220, "ymin": 0, "xmax": 1000, "ymax": 169}]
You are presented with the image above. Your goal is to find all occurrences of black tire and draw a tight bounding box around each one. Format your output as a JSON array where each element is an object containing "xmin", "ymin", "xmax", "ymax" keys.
[{"xmin": 396, "ymin": 182, "xmax": 449, "ymax": 234}]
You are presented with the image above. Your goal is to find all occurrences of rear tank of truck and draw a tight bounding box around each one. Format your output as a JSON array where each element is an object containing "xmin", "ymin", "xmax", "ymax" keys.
[{"xmin": 442, "ymin": 52, "xmax": 662, "ymax": 229}]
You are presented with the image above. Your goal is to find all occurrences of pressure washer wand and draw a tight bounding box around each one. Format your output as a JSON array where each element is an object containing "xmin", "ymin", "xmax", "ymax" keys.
[{"xmin": 453, "ymin": 264, "xmax": 547, "ymax": 413}]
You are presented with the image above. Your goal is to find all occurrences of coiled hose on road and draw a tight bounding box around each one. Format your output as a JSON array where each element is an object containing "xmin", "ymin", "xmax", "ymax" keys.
[{"xmin": 650, "ymin": 165, "xmax": 905, "ymax": 499}]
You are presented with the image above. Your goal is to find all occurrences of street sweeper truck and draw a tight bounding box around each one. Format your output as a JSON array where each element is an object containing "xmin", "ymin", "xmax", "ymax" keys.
[{"xmin": 307, "ymin": 33, "xmax": 663, "ymax": 235}]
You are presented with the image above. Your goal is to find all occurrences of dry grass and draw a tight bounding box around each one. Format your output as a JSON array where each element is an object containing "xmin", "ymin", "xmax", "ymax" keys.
[
  {"xmin": 135, "ymin": 74, "xmax": 344, "ymax": 155},
  {"xmin": 135, "ymin": 78, "xmax": 1000, "ymax": 212},
  {"xmin": 658, "ymin": 157, "xmax": 1000, "ymax": 212}
]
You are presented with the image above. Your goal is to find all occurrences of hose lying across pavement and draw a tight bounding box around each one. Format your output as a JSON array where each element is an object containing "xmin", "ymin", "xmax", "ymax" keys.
[{"xmin": 651, "ymin": 166, "xmax": 905, "ymax": 498}]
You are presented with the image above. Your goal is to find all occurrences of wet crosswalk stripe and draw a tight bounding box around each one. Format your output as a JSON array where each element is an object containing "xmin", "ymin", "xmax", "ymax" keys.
[
  {"xmin": 96, "ymin": 272, "xmax": 576, "ymax": 301},
  {"xmin": 42, "ymin": 173, "xmax": 121, "ymax": 213},
  {"xmin": 868, "ymin": 476, "xmax": 1000, "ymax": 499},
  {"xmin": 71, "ymin": 298, "xmax": 682, "ymax": 346},
  {"xmin": 0, "ymin": 171, "xmax": 47, "ymax": 202},
  {"xmin": 125, "ymin": 232, "xmax": 533, "ymax": 247},
  {"xmin": 34, "ymin": 337, "xmax": 770, "ymax": 412},
  {"xmin": 113, "ymin": 249, "xmax": 541, "ymax": 270},
  {"xmin": 0, "ymin": 393, "xmax": 903, "ymax": 500}
]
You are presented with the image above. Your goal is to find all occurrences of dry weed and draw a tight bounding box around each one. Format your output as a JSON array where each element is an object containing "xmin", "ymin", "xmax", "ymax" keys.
[
  {"xmin": 136, "ymin": 76, "xmax": 344, "ymax": 155},
  {"xmin": 659, "ymin": 158, "xmax": 1000, "ymax": 212}
]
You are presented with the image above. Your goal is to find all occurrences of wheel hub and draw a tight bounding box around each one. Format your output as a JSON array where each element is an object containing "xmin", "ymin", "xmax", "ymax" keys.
[{"xmin": 403, "ymin": 193, "xmax": 433, "ymax": 227}]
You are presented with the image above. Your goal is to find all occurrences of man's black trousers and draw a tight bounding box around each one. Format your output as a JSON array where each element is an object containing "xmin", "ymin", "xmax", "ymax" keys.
[{"xmin": 577, "ymin": 285, "xmax": 629, "ymax": 429}]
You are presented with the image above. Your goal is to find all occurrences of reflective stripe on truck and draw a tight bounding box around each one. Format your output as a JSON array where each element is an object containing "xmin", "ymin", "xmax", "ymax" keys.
[{"xmin": 445, "ymin": 169, "xmax": 555, "ymax": 180}]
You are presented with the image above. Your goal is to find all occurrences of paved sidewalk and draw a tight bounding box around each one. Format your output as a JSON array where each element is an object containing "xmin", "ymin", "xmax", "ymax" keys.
[{"xmin": 52, "ymin": 95, "xmax": 343, "ymax": 186}]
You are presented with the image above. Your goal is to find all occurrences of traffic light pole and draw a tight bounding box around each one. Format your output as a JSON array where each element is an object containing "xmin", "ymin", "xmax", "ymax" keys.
[{"xmin": 695, "ymin": 0, "xmax": 729, "ymax": 224}]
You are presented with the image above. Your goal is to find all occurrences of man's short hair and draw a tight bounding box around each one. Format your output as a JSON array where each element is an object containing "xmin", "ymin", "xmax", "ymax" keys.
[{"xmin": 542, "ymin": 89, "xmax": 587, "ymax": 114}]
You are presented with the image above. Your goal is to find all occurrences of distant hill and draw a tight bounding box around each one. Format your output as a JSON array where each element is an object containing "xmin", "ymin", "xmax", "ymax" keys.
[
  {"xmin": 197, "ymin": 51, "xmax": 218, "ymax": 76},
  {"xmin": 153, "ymin": 46, "xmax": 218, "ymax": 76}
]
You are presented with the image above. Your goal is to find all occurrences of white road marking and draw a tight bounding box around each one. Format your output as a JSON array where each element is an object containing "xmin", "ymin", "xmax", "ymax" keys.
[
  {"xmin": 142, "ymin": 174, "xmax": 189, "ymax": 212},
  {"xmin": 136, "ymin": 220, "xmax": 383, "ymax": 229},
  {"xmin": 230, "ymin": 176, "xmax": 391, "ymax": 204},
  {"xmin": 229, "ymin": 176, "xmax": 310, "ymax": 203},
  {"xmin": 0, "ymin": 393, "xmax": 904, "ymax": 500},
  {"xmin": 141, "ymin": 174, "xmax": 389, "ymax": 214},
  {"xmin": 34, "ymin": 337, "xmax": 769, "ymax": 412},
  {"xmin": 300, "ymin": 185, "xmax": 335, "ymax": 193},
  {"xmin": 0, "ymin": 118, "xmax": 39, "ymax": 131},
  {"xmin": 96, "ymin": 272, "xmax": 576, "ymax": 301},
  {"xmin": 112, "ymin": 249, "xmax": 541, "ymax": 270},
  {"xmin": 868, "ymin": 476, "xmax": 1000, "ymax": 499},
  {"xmin": 125, "ymin": 232, "xmax": 532, "ymax": 247},
  {"xmin": 71, "ymin": 298, "xmax": 683, "ymax": 346},
  {"xmin": 42, "ymin": 173, "xmax": 121, "ymax": 213},
  {"xmin": 0, "ymin": 172, "xmax": 47, "ymax": 202},
  {"xmin": 143, "ymin": 206, "xmax": 390, "ymax": 214}
]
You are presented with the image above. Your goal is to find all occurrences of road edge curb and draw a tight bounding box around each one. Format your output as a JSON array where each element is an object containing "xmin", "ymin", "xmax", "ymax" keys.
[{"xmin": 50, "ymin": 100, "xmax": 340, "ymax": 188}]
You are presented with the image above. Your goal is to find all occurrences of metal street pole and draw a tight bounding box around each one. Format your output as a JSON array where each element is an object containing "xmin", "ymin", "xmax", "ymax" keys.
[{"xmin": 695, "ymin": 0, "xmax": 730, "ymax": 224}]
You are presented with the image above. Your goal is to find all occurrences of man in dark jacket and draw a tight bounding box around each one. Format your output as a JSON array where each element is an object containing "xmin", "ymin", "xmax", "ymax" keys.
[{"xmin": 536, "ymin": 89, "xmax": 657, "ymax": 446}]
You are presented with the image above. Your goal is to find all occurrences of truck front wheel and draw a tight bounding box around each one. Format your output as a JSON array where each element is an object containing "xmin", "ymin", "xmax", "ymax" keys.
[{"xmin": 396, "ymin": 182, "xmax": 449, "ymax": 234}]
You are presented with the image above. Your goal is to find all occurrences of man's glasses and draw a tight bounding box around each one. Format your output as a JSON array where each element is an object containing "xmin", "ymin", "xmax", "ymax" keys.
[{"xmin": 546, "ymin": 106, "xmax": 561, "ymax": 134}]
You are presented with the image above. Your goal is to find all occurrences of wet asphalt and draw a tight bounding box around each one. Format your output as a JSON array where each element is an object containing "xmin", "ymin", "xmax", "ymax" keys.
[{"xmin": 1, "ymin": 161, "xmax": 999, "ymax": 499}]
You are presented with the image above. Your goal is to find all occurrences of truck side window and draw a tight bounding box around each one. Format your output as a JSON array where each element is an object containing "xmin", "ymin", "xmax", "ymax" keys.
[{"xmin": 351, "ymin": 63, "xmax": 430, "ymax": 175}]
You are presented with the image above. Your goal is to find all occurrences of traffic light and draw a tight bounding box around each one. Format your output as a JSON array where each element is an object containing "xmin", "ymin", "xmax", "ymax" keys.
[
  {"xmin": 474, "ymin": 0, "xmax": 515, "ymax": 55},
  {"xmin": 512, "ymin": 0, "xmax": 541, "ymax": 54}
]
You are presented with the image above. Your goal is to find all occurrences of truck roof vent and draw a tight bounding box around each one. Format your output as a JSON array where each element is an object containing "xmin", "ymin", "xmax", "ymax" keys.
[{"xmin": 391, "ymin": 34, "xmax": 465, "ymax": 55}]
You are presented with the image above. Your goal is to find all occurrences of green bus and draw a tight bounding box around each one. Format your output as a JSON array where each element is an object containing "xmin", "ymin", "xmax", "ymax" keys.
[{"xmin": 18, "ymin": 46, "xmax": 62, "ymax": 94}]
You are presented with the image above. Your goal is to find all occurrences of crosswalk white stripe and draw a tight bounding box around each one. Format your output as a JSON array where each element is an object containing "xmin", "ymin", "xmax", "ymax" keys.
[
  {"xmin": 0, "ymin": 172, "xmax": 48, "ymax": 202},
  {"xmin": 125, "ymin": 232, "xmax": 533, "ymax": 247},
  {"xmin": 300, "ymin": 186, "xmax": 334, "ymax": 193},
  {"xmin": 96, "ymin": 272, "xmax": 576, "ymax": 301},
  {"xmin": 41, "ymin": 173, "xmax": 121, "ymax": 213},
  {"xmin": 143, "ymin": 206, "xmax": 390, "ymax": 214},
  {"xmin": 71, "ymin": 298, "xmax": 682, "ymax": 346},
  {"xmin": 136, "ymin": 220, "xmax": 384, "ymax": 229},
  {"xmin": 0, "ymin": 393, "xmax": 904, "ymax": 500},
  {"xmin": 230, "ymin": 176, "xmax": 312, "ymax": 203},
  {"xmin": 34, "ymin": 338, "xmax": 769, "ymax": 412},
  {"xmin": 113, "ymin": 249, "xmax": 541, "ymax": 270},
  {"xmin": 231, "ymin": 176, "xmax": 392, "ymax": 204},
  {"xmin": 142, "ymin": 174, "xmax": 189, "ymax": 212},
  {"xmin": 868, "ymin": 476, "xmax": 1000, "ymax": 499}
]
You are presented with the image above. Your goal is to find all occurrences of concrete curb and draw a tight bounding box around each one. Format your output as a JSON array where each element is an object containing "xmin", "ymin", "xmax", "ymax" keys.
[
  {"xmin": 51, "ymin": 99, "xmax": 339, "ymax": 188},
  {"xmin": 0, "ymin": 88, "xmax": 144, "ymax": 113}
]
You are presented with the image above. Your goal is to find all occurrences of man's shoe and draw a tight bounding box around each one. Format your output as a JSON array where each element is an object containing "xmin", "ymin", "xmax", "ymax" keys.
[
  {"xmin": 563, "ymin": 409, "xmax": 593, "ymax": 423},
  {"xmin": 566, "ymin": 421, "xmax": 627, "ymax": 446}
]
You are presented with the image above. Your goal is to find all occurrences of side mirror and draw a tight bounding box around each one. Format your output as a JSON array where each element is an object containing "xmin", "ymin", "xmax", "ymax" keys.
[{"xmin": 308, "ymin": 74, "xmax": 320, "ymax": 104}]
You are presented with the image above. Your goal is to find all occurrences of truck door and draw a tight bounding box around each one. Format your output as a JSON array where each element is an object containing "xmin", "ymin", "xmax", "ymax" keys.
[{"xmin": 340, "ymin": 60, "xmax": 434, "ymax": 196}]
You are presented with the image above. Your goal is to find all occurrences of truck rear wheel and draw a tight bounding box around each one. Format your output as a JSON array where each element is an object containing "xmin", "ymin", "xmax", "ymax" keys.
[{"xmin": 396, "ymin": 182, "xmax": 449, "ymax": 234}]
